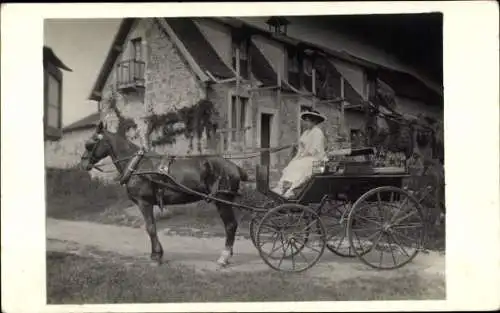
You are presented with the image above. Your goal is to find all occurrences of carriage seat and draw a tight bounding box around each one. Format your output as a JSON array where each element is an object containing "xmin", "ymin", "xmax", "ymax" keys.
[{"xmin": 256, "ymin": 164, "xmax": 312, "ymax": 201}]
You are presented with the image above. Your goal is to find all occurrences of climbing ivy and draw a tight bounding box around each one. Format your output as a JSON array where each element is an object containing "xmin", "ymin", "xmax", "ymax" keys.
[
  {"xmin": 105, "ymin": 92, "xmax": 138, "ymax": 137},
  {"xmin": 145, "ymin": 99, "xmax": 219, "ymax": 152}
]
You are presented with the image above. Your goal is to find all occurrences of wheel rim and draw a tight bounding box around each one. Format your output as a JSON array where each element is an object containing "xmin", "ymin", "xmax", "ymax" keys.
[
  {"xmin": 322, "ymin": 200, "xmax": 368, "ymax": 257},
  {"xmin": 347, "ymin": 186, "xmax": 425, "ymax": 270},
  {"xmin": 256, "ymin": 204, "xmax": 326, "ymax": 273}
]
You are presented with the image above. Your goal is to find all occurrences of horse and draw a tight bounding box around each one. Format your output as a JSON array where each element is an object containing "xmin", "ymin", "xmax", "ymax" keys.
[{"xmin": 79, "ymin": 121, "xmax": 249, "ymax": 267}]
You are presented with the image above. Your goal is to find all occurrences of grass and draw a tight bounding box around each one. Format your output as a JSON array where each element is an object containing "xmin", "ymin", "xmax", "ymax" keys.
[{"xmin": 47, "ymin": 250, "xmax": 445, "ymax": 303}]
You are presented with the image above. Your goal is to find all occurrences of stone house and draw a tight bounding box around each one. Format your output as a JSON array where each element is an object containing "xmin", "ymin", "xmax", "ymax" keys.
[{"xmin": 67, "ymin": 16, "xmax": 442, "ymax": 180}]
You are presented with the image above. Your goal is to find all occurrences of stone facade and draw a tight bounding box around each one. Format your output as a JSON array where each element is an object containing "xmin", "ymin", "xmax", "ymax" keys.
[{"xmin": 99, "ymin": 18, "xmax": 208, "ymax": 157}]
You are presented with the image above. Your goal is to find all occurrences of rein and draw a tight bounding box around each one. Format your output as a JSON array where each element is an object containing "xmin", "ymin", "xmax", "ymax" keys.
[{"xmin": 88, "ymin": 143, "xmax": 296, "ymax": 173}]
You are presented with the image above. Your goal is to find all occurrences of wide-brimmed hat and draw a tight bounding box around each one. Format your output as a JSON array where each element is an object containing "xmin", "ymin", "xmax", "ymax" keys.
[{"xmin": 300, "ymin": 110, "xmax": 326, "ymax": 124}]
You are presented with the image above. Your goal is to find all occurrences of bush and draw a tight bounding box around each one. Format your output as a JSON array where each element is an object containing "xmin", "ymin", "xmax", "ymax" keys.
[{"xmin": 45, "ymin": 167, "xmax": 132, "ymax": 220}]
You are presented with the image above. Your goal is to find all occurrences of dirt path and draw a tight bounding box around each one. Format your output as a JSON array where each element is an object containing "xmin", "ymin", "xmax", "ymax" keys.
[{"xmin": 46, "ymin": 217, "xmax": 445, "ymax": 282}]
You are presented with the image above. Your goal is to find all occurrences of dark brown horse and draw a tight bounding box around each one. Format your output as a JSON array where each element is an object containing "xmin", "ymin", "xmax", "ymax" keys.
[{"xmin": 79, "ymin": 121, "xmax": 248, "ymax": 266}]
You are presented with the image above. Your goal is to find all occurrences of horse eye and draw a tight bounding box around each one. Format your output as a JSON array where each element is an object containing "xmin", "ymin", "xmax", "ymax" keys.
[{"xmin": 85, "ymin": 141, "xmax": 95, "ymax": 150}]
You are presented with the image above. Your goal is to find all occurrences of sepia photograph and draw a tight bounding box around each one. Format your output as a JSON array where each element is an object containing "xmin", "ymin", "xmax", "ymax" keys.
[
  {"xmin": 43, "ymin": 13, "xmax": 446, "ymax": 303},
  {"xmin": 2, "ymin": 2, "xmax": 499, "ymax": 312}
]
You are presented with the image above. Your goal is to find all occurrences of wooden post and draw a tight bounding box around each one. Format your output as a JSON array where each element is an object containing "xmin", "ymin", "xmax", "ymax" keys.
[
  {"xmin": 311, "ymin": 68, "xmax": 316, "ymax": 110},
  {"xmin": 235, "ymin": 45, "xmax": 241, "ymax": 145}
]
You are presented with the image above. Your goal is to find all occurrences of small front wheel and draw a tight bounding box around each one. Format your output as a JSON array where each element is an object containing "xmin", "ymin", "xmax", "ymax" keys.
[{"xmin": 255, "ymin": 204, "xmax": 326, "ymax": 273}]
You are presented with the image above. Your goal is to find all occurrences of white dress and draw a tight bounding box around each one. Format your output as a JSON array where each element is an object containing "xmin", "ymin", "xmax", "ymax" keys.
[{"xmin": 273, "ymin": 126, "xmax": 327, "ymax": 198}]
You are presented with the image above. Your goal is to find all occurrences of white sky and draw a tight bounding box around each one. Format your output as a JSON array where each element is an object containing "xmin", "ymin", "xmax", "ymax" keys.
[{"xmin": 44, "ymin": 18, "xmax": 121, "ymax": 126}]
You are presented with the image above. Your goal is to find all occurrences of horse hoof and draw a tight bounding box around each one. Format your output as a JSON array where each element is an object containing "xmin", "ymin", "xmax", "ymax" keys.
[{"xmin": 216, "ymin": 259, "xmax": 230, "ymax": 268}]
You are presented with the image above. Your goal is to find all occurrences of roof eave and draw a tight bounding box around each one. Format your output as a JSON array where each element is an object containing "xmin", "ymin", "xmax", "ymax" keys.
[{"xmin": 87, "ymin": 18, "xmax": 137, "ymax": 101}]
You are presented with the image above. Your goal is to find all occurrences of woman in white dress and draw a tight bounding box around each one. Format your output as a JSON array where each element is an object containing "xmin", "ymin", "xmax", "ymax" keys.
[{"xmin": 273, "ymin": 110, "xmax": 327, "ymax": 198}]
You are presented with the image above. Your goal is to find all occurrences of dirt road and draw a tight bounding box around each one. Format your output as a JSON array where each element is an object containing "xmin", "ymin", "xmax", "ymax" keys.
[{"xmin": 46, "ymin": 217, "xmax": 445, "ymax": 283}]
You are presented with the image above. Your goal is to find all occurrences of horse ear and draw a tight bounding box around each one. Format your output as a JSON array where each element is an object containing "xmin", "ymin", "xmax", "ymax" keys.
[{"xmin": 96, "ymin": 121, "xmax": 105, "ymax": 133}]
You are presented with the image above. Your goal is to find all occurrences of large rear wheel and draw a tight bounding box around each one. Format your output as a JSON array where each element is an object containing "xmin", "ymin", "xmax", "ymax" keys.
[{"xmin": 346, "ymin": 186, "xmax": 425, "ymax": 270}]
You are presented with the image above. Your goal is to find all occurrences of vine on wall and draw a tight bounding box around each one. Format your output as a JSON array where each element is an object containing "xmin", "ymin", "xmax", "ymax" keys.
[
  {"xmin": 145, "ymin": 99, "xmax": 219, "ymax": 152},
  {"xmin": 102, "ymin": 90, "xmax": 219, "ymax": 154},
  {"xmin": 106, "ymin": 93, "xmax": 138, "ymax": 136}
]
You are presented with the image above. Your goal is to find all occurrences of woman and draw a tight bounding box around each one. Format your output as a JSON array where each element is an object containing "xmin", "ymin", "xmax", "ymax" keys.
[{"xmin": 273, "ymin": 110, "xmax": 327, "ymax": 198}]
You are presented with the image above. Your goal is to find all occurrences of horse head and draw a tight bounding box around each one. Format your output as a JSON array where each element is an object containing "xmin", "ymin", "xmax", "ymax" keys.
[{"xmin": 80, "ymin": 121, "xmax": 112, "ymax": 171}]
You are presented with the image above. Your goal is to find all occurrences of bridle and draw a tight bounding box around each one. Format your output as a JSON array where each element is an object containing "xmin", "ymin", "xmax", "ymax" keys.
[{"xmin": 83, "ymin": 132, "xmax": 130, "ymax": 173}]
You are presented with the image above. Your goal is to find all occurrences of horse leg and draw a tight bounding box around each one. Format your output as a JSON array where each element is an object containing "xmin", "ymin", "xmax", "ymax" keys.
[
  {"xmin": 215, "ymin": 201, "xmax": 238, "ymax": 267},
  {"xmin": 137, "ymin": 199, "xmax": 164, "ymax": 264}
]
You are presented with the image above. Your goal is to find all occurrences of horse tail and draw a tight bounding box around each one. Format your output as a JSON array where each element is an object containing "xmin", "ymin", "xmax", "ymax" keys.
[{"xmin": 236, "ymin": 164, "xmax": 249, "ymax": 182}]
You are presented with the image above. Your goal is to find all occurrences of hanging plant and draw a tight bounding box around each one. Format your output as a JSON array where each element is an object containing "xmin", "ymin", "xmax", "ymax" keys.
[
  {"xmin": 105, "ymin": 92, "xmax": 138, "ymax": 137},
  {"xmin": 146, "ymin": 99, "xmax": 218, "ymax": 151}
]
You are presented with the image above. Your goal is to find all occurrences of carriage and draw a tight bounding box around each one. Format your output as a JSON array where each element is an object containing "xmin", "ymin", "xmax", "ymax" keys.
[
  {"xmin": 125, "ymin": 146, "xmax": 427, "ymax": 273},
  {"xmin": 246, "ymin": 147, "xmax": 428, "ymax": 273}
]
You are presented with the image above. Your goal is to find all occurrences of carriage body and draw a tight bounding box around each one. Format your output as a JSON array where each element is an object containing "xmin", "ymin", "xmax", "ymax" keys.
[{"xmin": 253, "ymin": 147, "xmax": 426, "ymax": 273}]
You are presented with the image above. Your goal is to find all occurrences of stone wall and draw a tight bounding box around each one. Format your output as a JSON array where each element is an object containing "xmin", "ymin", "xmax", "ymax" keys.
[{"xmin": 99, "ymin": 18, "xmax": 208, "ymax": 157}]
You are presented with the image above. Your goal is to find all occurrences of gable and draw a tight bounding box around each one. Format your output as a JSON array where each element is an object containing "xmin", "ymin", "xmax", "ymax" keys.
[{"xmin": 167, "ymin": 18, "xmax": 234, "ymax": 80}]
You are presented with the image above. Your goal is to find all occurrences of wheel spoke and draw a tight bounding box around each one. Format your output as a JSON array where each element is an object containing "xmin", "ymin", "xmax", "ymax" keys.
[
  {"xmin": 378, "ymin": 241, "xmax": 384, "ymax": 268},
  {"xmin": 386, "ymin": 232, "xmax": 398, "ymax": 267},
  {"xmin": 354, "ymin": 214, "xmax": 382, "ymax": 226},
  {"xmin": 334, "ymin": 231, "xmax": 347, "ymax": 250},
  {"xmin": 390, "ymin": 196, "xmax": 410, "ymax": 223},
  {"xmin": 391, "ymin": 228, "xmax": 420, "ymax": 246},
  {"xmin": 295, "ymin": 238, "xmax": 323, "ymax": 254},
  {"xmin": 393, "ymin": 210, "xmax": 418, "ymax": 225},
  {"xmin": 264, "ymin": 233, "xmax": 284, "ymax": 256},
  {"xmin": 299, "ymin": 219, "xmax": 319, "ymax": 233},
  {"xmin": 277, "ymin": 241, "xmax": 290, "ymax": 269},
  {"xmin": 290, "ymin": 241, "xmax": 296, "ymax": 270},
  {"xmin": 350, "ymin": 227, "xmax": 382, "ymax": 232},
  {"xmin": 354, "ymin": 229, "xmax": 373, "ymax": 253},
  {"xmin": 292, "ymin": 240, "xmax": 309, "ymax": 264},
  {"xmin": 391, "ymin": 223, "xmax": 423, "ymax": 229},
  {"xmin": 258, "ymin": 231, "xmax": 279, "ymax": 247},
  {"xmin": 389, "ymin": 232, "xmax": 411, "ymax": 257}
]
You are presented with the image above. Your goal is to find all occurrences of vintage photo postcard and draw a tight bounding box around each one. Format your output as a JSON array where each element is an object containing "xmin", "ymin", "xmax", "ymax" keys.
[{"xmin": 1, "ymin": 1, "xmax": 499, "ymax": 312}]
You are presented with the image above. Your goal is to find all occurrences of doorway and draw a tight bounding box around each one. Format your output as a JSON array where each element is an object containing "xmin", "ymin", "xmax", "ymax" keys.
[{"xmin": 260, "ymin": 113, "xmax": 273, "ymax": 166}]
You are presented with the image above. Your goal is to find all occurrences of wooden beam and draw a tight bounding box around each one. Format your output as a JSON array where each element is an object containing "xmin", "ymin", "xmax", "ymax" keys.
[{"xmin": 311, "ymin": 68, "xmax": 316, "ymax": 109}]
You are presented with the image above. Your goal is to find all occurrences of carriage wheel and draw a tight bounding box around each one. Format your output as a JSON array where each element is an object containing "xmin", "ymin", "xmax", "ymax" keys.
[
  {"xmin": 321, "ymin": 200, "xmax": 369, "ymax": 258},
  {"xmin": 250, "ymin": 213, "xmax": 308, "ymax": 260},
  {"xmin": 255, "ymin": 204, "xmax": 326, "ymax": 273},
  {"xmin": 346, "ymin": 186, "xmax": 425, "ymax": 270},
  {"xmin": 249, "ymin": 200, "xmax": 284, "ymax": 249}
]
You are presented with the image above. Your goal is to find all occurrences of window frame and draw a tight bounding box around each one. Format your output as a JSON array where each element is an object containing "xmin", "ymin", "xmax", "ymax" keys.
[
  {"xmin": 302, "ymin": 55, "xmax": 314, "ymax": 92},
  {"xmin": 229, "ymin": 95, "xmax": 250, "ymax": 143},
  {"xmin": 231, "ymin": 35, "xmax": 250, "ymax": 80},
  {"xmin": 131, "ymin": 37, "xmax": 143, "ymax": 61},
  {"xmin": 44, "ymin": 61, "xmax": 63, "ymax": 140}
]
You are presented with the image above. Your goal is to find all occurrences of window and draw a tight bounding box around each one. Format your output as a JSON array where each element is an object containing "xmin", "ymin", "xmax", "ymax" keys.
[
  {"xmin": 350, "ymin": 129, "xmax": 366, "ymax": 148},
  {"xmin": 131, "ymin": 38, "xmax": 143, "ymax": 61},
  {"xmin": 302, "ymin": 56, "xmax": 313, "ymax": 92},
  {"xmin": 232, "ymin": 38, "xmax": 249, "ymax": 79},
  {"xmin": 230, "ymin": 95, "xmax": 248, "ymax": 142},
  {"xmin": 46, "ymin": 72, "xmax": 61, "ymax": 129},
  {"xmin": 287, "ymin": 49, "xmax": 300, "ymax": 88}
]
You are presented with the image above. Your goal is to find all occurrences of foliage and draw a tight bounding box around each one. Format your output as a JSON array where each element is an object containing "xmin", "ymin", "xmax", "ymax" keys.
[
  {"xmin": 106, "ymin": 93, "xmax": 138, "ymax": 137},
  {"xmin": 145, "ymin": 99, "xmax": 219, "ymax": 152},
  {"xmin": 45, "ymin": 167, "xmax": 133, "ymax": 221}
]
